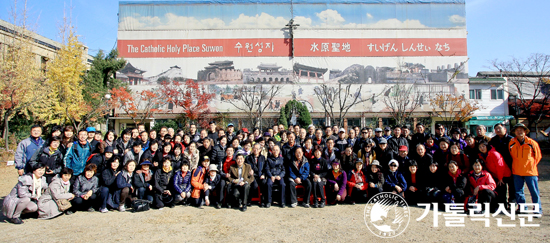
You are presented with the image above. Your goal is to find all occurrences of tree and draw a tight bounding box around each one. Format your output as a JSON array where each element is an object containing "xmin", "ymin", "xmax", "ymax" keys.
[
  {"xmin": 279, "ymin": 100, "xmax": 312, "ymax": 127},
  {"xmin": 492, "ymin": 53, "xmax": 550, "ymax": 137},
  {"xmin": 430, "ymin": 92, "xmax": 481, "ymax": 128},
  {"xmin": 224, "ymin": 84, "xmax": 283, "ymax": 128},
  {"xmin": 109, "ymin": 87, "xmax": 165, "ymax": 125},
  {"xmin": 313, "ymin": 83, "xmax": 367, "ymax": 127},
  {"xmin": 382, "ymin": 83, "xmax": 424, "ymax": 125},
  {"xmin": 0, "ymin": 0, "xmax": 46, "ymax": 150},
  {"xmin": 160, "ymin": 79, "xmax": 214, "ymax": 125}
]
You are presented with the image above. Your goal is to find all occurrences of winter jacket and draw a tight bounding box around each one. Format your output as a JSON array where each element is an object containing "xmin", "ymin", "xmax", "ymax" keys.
[
  {"xmin": 73, "ymin": 175, "xmax": 99, "ymax": 197},
  {"xmin": 204, "ymin": 173, "xmax": 222, "ymax": 190},
  {"xmin": 323, "ymin": 148, "xmax": 340, "ymax": 166},
  {"xmin": 15, "ymin": 137, "xmax": 44, "ymax": 173},
  {"xmin": 422, "ymin": 171, "xmax": 443, "ymax": 192},
  {"xmin": 384, "ymin": 170, "xmax": 407, "ymax": 191},
  {"xmin": 424, "ymin": 143, "xmax": 439, "ymax": 156},
  {"xmin": 191, "ymin": 166, "xmax": 207, "ymax": 198},
  {"xmin": 466, "ymin": 170, "xmax": 496, "ymax": 195},
  {"xmin": 450, "ymin": 138, "xmax": 467, "ymax": 151},
  {"xmin": 87, "ymin": 153, "xmax": 107, "ymax": 174},
  {"xmin": 64, "ymin": 141, "xmax": 92, "ymax": 176},
  {"xmin": 37, "ymin": 147, "xmax": 64, "ymax": 175},
  {"xmin": 3, "ymin": 174, "xmax": 47, "ymax": 218},
  {"xmin": 395, "ymin": 155, "xmax": 414, "ymax": 173},
  {"xmin": 198, "ymin": 145, "xmax": 213, "ymax": 162},
  {"xmin": 211, "ymin": 144, "xmax": 227, "ymax": 165},
  {"xmin": 442, "ymin": 170, "xmax": 467, "ymax": 199},
  {"xmin": 116, "ymin": 171, "xmax": 133, "ymax": 189},
  {"xmin": 38, "ymin": 175, "xmax": 73, "ymax": 219},
  {"xmin": 266, "ymin": 155, "xmax": 286, "ymax": 178},
  {"xmin": 288, "ymin": 157, "xmax": 310, "ymax": 181},
  {"xmin": 133, "ymin": 170, "xmax": 154, "ymax": 190},
  {"xmin": 313, "ymin": 137, "xmax": 326, "ymax": 148},
  {"xmin": 184, "ymin": 150, "xmax": 200, "ymax": 170},
  {"xmin": 334, "ymin": 138, "xmax": 349, "ymax": 153},
  {"xmin": 357, "ymin": 150, "xmax": 375, "ymax": 167},
  {"xmin": 340, "ymin": 152, "xmax": 358, "ymax": 173},
  {"xmin": 115, "ymin": 137, "xmax": 133, "ymax": 155},
  {"xmin": 326, "ymin": 169, "xmax": 347, "ymax": 196},
  {"xmin": 170, "ymin": 154, "xmax": 188, "ymax": 171},
  {"xmin": 411, "ymin": 132, "xmax": 429, "ymax": 148},
  {"xmin": 373, "ymin": 147, "xmax": 394, "ymax": 171},
  {"xmin": 309, "ymin": 157, "xmax": 329, "ymax": 178},
  {"xmin": 478, "ymin": 147, "xmax": 512, "ymax": 181},
  {"xmin": 388, "ymin": 136, "xmax": 409, "ymax": 154},
  {"xmin": 173, "ymin": 170, "xmax": 192, "ymax": 194},
  {"xmin": 101, "ymin": 168, "xmax": 119, "ymax": 188},
  {"xmin": 413, "ymin": 153, "xmax": 433, "ymax": 175},
  {"xmin": 509, "ymin": 136, "xmax": 542, "ymax": 176},
  {"xmin": 228, "ymin": 163, "xmax": 255, "ymax": 184},
  {"xmin": 367, "ymin": 170, "xmax": 384, "ymax": 189},
  {"xmin": 282, "ymin": 142, "xmax": 301, "ymax": 164},
  {"xmin": 154, "ymin": 168, "xmax": 174, "ymax": 194},
  {"xmin": 246, "ymin": 154, "xmax": 266, "ymax": 178},
  {"xmin": 124, "ymin": 150, "xmax": 143, "ymax": 166},
  {"xmin": 489, "ymin": 134, "xmax": 514, "ymax": 169},
  {"xmin": 347, "ymin": 169, "xmax": 367, "ymax": 191}
]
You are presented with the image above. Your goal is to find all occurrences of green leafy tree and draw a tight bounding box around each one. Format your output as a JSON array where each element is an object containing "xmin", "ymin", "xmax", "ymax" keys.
[{"xmin": 280, "ymin": 100, "xmax": 312, "ymax": 127}]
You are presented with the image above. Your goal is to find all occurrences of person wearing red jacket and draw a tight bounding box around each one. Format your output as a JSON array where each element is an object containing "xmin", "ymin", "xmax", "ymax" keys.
[
  {"xmin": 466, "ymin": 159, "xmax": 496, "ymax": 213},
  {"xmin": 346, "ymin": 159, "xmax": 367, "ymax": 204},
  {"xmin": 509, "ymin": 124, "xmax": 542, "ymax": 214},
  {"xmin": 477, "ymin": 140, "xmax": 512, "ymax": 207}
]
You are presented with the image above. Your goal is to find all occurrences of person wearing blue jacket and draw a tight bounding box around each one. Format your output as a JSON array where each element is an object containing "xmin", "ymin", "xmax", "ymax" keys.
[
  {"xmin": 64, "ymin": 129, "xmax": 92, "ymax": 185},
  {"xmin": 173, "ymin": 162, "xmax": 193, "ymax": 206},
  {"xmin": 133, "ymin": 160, "xmax": 155, "ymax": 203},
  {"xmin": 384, "ymin": 159, "xmax": 407, "ymax": 197},
  {"xmin": 265, "ymin": 145, "xmax": 286, "ymax": 208},
  {"xmin": 287, "ymin": 147, "xmax": 311, "ymax": 208},
  {"xmin": 15, "ymin": 125, "xmax": 44, "ymax": 176}
]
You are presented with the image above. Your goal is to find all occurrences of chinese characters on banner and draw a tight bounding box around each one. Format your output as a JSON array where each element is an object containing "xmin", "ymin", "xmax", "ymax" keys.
[{"xmin": 118, "ymin": 38, "xmax": 467, "ymax": 58}]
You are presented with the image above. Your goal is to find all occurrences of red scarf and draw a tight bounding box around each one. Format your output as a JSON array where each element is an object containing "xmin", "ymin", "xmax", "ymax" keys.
[{"xmin": 448, "ymin": 169, "xmax": 462, "ymax": 183}]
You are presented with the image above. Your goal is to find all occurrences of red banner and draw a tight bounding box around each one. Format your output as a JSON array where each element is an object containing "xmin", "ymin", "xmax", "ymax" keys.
[{"xmin": 118, "ymin": 38, "xmax": 466, "ymax": 58}]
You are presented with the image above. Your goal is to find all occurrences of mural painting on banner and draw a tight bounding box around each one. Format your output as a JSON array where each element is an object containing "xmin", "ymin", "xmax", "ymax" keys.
[{"xmin": 117, "ymin": 0, "xmax": 469, "ymax": 120}]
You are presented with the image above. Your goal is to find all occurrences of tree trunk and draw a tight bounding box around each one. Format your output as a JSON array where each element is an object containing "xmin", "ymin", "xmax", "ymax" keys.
[{"xmin": 4, "ymin": 110, "xmax": 11, "ymax": 151}]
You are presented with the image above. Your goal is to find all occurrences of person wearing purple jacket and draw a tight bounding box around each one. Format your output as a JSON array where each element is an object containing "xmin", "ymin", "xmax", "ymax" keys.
[{"xmin": 326, "ymin": 160, "xmax": 347, "ymax": 205}]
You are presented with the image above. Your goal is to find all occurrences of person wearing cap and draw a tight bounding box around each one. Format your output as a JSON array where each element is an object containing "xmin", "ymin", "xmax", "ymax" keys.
[
  {"xmin": 287, "ymin": 147, "xmax": 311, "ymax": 208},
  {"xmin": 133, "ymin": 160, "xmax": 155, "ymax": 204},
  {"xmin": 340, "ymin": 145, "xmax": 358, "ymax": 174},
  {"xmin": 411, "ymin": 123, "xmax": 429, "ymax": 148},
  {"xmin": 371, "ymin": 127, "xmax": 384, "ymax": 148},
  {"xmin": 201, "ymin": 164, "xmax": 223, "ymax": 209},
  {"xmin": 382, "ymin": 126, "xmax": 392, "ymax": 140},
  {"xmin": 489, "ymin": 123, "xmax": 516, "ymax": 204},
  {"xmin": 309, "ymin": 145, "xmax": 329, "ymax": 208},
  {"xmin": 474, "ymin": 125, "xmax": 491, "ymax": 146},
  {"xmin": 190, "ymin": 156, "xmax": 210, "ymax": 206},
  {"xmin": 383, "ymin": 159, "xmax": 407, "ymax": 197},
  {"xmin": 509, "ymin": 124, "xmax": 542, "ymax": 214},
  {"xmin": 172, "ymin": 162, "xmax": 192, "ymax": 206},
  {"xmin": 404, "ymin": 161, "xmax": 421, "ymax": 206},
  {"xmin": 395, "ymin": 145, "xmax": 413, "ymax": 173},
  {"xmin": 346, "ymin": 159, "xmax": 367, "ymax": 204},
  {"xmin": 449, "ymin": 128, "xmax": 467, "ymax": 151},
  {"xmin": 334, "ymin": 128, "xmax": 349, "ymax": 153},
  {"xmin": 387, "ymin": 125, "xmax": 409, "ymax": 154},
  {"xmin": 266, "ymin": 145, "xmax": 286, "ymax": 208},
  {"xmin": 326, "ymin": 159, "xmax": 347, "ymax": 205},
  {"xmin": 229, "ymin": 154, "xmax": 255, "ymax": 212},
  {"xmin": 86, "ymin": 127, "xmax": 100, "ymax": 154},
  {"xmin": 373, "ymin": 138, "xmax": 394, "ymax": 171},
  {"xmin": 367, "ymin": 160, "xmax": 384, "ymax": 200},
  {"xmin": 246, "ymin": 143, "xmax": 267, "ymax": 207},
  {"xmin": 153, "ymin": 158, "xmax": 175, "ymax": 209}
]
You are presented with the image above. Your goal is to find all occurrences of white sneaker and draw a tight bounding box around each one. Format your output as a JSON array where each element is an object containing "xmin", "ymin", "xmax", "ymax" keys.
[
  {"xmin": 118, "ymin": 205, "xmax": 126, "ymax": 212},
  {"xmin": 291, "ymin": 203, "xmax": 297, "ymax": 208},
  {"xmin": 158, "ymin": 207, "xmax": 164, "ymax": 211},
  {"xmin": 100, "ymin": 208, "xmax": 108, "ymax": 213}
]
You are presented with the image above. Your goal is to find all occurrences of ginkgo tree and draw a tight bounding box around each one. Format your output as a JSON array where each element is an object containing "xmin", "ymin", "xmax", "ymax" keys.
[
  {"xmin": 109, "ymin": 87, "xmax": 165, "ymax": 125},
  {"xmin": 430, "ymin": 92, "xmax": 481, "ymax": 128}
]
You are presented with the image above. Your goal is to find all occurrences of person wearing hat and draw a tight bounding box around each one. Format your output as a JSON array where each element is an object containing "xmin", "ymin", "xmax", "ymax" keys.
[
  {"xmin": 449, "ymin": 128, "xmax": 467, "ymax": 151},
  {"xmin": 387, "ymin": 125, "xmax": 409, "ymax": 154},
  {"xmin": 382, "ymin": 126, "xmax": 392, "ymax": 140},
  {"xmin": 373, "ymin": 138, "xmax": 394, "ymax": 171},
  {"xmin": 326, "ymin": 159, "xmax": 347, "ymax": 205},
  {"xmin": 133, "ymin": 160, "xmax": 155, "ymax": 204},
  {"xmin": 367, "ymin": 160, "xmax": 384, "ymax": 200},
  {"xmin": 383, "ymin": 159, "xmax": 407, "ymax": 197},
  {"xmin": 346, "ymin": 158, "xmax": 367, "ymax": 204},
  {"xmin": 335, "ymin": 128, "xmax": 349, "ymax": 153},
  {"xmin": 371, "ymin": 127, "xmax": 384, "ymax": 148},
  {"xmin": 86, "ymin": 127, "xmax": 98, "ymax": 151},
  {"xmin": 509, "ymin": 123, "xmax": 542, "ymax": 214},
  {"xmin": 224, "ymin": 123, "xmax": 235, "ymax": 142},
  {"xmin": 395, "ymin": 145, "xmax": 413, "ymax": 173},
  {"xmin": 190, "ymin": 156, "xmax": 211, "ymax": 207},
  {"xmin": 201, "ymin": 164, "xmax": 223, "ymax": 209}
]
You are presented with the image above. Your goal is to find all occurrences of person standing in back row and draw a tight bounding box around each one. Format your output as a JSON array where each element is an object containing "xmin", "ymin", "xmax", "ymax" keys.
[{"xmin": 15, "ymin": 125, "xmax": 45, "ymax": 176}]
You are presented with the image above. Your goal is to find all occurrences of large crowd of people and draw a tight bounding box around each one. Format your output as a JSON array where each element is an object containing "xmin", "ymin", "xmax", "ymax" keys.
[{"xmin": 2, "ymin": 121, "xmax": 543, "ymax": 224}]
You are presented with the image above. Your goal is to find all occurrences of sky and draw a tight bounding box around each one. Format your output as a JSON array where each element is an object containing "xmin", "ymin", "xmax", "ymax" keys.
[{"xmin": 0, "ymin": 0, "xmax": 548, "ymax": 75}]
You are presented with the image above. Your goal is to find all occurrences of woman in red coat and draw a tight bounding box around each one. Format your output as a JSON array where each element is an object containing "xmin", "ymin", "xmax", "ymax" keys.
[
  {"xmin": 466, "ymin": 159, "xmax": 496, "ymax": 214},
  {"xmin": 477, "ymin": 140, "xmax": 512, "ymax": 206},
  {"xmin": 346, "ymin": 159, "xmax": 367, "ymax": 204}
]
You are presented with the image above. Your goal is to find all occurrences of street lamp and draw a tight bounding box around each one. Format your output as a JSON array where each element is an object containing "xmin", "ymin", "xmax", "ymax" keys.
[{"xmin": 105, "ymin": 93, "xmax": 111, "ymax": 131}]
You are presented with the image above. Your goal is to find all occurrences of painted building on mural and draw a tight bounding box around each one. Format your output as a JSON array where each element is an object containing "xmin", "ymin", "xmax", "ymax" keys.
[{"xmin": 115, "ymin": 0, "xmax": 469, "ymax": 131}]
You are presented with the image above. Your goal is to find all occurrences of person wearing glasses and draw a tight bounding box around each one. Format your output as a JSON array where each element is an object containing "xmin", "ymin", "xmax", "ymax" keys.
[
  {"xmin": 384, "ymin": 159, "xmax": 407, "ymax": 197},
  {"xmin": 434, "ymin": 123, "xmax": 450, "ymax": 145}
]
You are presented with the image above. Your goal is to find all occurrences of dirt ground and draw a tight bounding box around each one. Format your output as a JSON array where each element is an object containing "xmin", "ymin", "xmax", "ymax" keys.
[{"xmin": 0, "ymin": 158, "xmax": 548, "ymax": 243}]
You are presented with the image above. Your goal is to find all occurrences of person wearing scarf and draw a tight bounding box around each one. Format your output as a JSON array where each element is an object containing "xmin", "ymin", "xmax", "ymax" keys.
[
  {"xmin": 442, "ymin": 160, "xmax": 467, "ymax": 204},
  {"xmin": 346, "ymin": 159, "xmax": 367, "ymax": 205},
  {"xmin": 133, "ymin": 160, "xmax": 155, "ymax": 204},
  {"xmin": 326, "ymin": 160, "xmax": 347, "ymax": 205},
  {"xmin": 3, "ymin": 163, "xmax": 47, "ymax": 224},
  {"xmin": 153, "ymin": 158, "xmax": 175, "ymax": 209}
]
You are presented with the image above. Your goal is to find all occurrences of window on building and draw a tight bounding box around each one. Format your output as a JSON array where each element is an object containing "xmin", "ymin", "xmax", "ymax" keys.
[
  {"xmin": 469, "ymin": 89, "xmax": 482, "ymax": 99},
  {"xmin": 491, "ymin": 89, "xmax": 504, "ymax": 100},
  {"xmin": 41, "ymin": 56, "xmax": 48, "ymax": 73}
]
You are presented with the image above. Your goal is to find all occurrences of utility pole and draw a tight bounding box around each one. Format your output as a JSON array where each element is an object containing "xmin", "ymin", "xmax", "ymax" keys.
[{"xmin": 285, "ymin": 19, "xmax": 299, "ymax": 57}]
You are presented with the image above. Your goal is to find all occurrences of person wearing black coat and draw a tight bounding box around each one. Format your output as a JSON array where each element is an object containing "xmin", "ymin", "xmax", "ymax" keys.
[
  {"xmin": 340, "ymin": 146, "xmax": 358, "ymax": 174},
  {"xmin": 441, "ymin": 160, "xmax": 467, "ymax": 204},
  {"xmin": 170, "ymin": 143, "xmax": 188, "ymax": 170},
  {"xmin": 153, "ymin": 158, "xmax": 175, "ymax": 209},
  {"xmin": 309, "ymin": 146, "xmax": 329, "ymax": 208},
  {"xmin": 133, "ymin": 160, "xmax": 154, "ymax": 202},
  {"xmin": 265, "ymin": 145, "xmax": 286, "ymax": 208},
  {"xmin": 403, "ymin": 161, "xmax": 421, "ymax": 206},
  {"xmin": 373, "ymin": 138, "xmax": 394, "ymax": 172},
  {"xmin": 211, "ymin": 137, "xmax": 227, "ymax": 165},
  {"xmin": 115, "ymin": 129, "xmax": 133, "ymax": 156},
  {"xmin": 367, "ymin": 160, "xmax": 385, "ymax": 200},
  {"xmin": 422, "ymin": 161, "xmax": 444, "ymax": 203},
  {"xmin": 99, "ymin": 157, "xmax": 121, "ymax": 212},
  {"xmin": 245, "ymin": 144, "xmax": 267, "ymax": 206},
  {"xmin": 36, "ymin": 136, "xmax": 65, "ymax": 184},
  {"xmin": 412, "ymin": 144, "xmax": 434, "ymax": 176}
]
